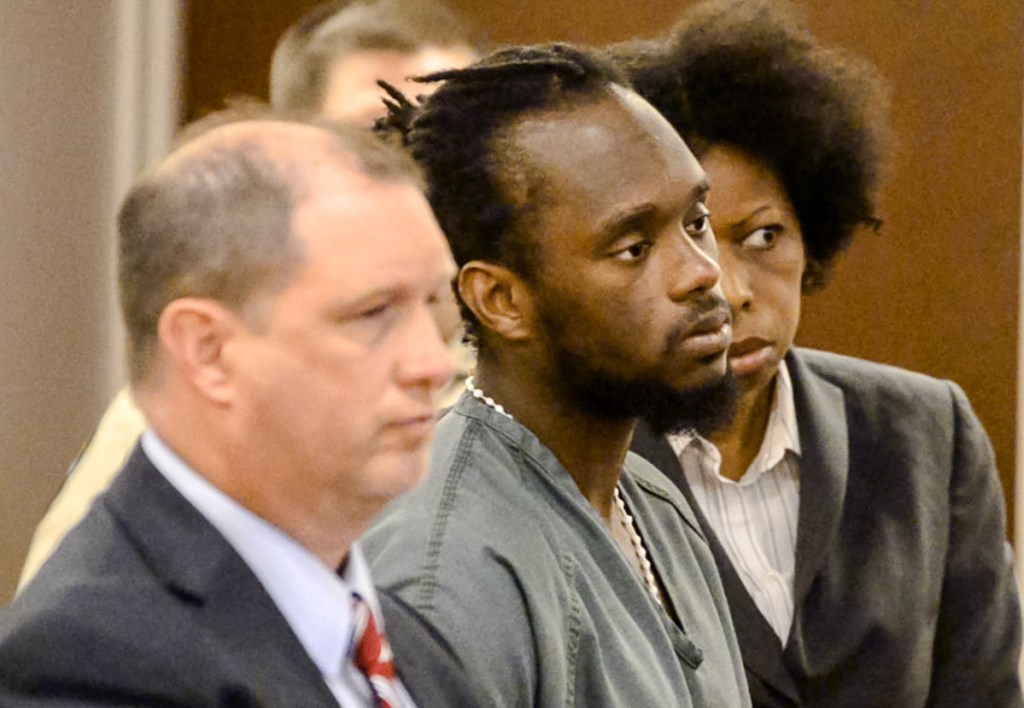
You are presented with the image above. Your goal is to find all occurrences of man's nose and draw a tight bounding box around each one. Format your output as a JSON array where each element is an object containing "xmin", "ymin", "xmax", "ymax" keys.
[
  {"xmin": 399, "ymin": 304, "xmax": 457, "ymax": 391},
  {"xmin": 667, "ymin": 232, "xmax": 722, "ymax": 301},
  {"xmin": 717, "ymin": 249, "xmax": 753, "ymax": 313}
]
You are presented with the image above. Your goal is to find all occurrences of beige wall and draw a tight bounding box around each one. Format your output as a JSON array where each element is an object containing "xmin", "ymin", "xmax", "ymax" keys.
[
  {"xmin": 0, "ymin": 0, "xmax": 180, "ymax": 602},
  {"xmin": 0, "ymin": 1, "xmax": 121, "ymax": 603}
]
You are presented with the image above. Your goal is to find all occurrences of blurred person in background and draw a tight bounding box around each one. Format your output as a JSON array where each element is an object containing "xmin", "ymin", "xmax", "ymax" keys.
[{"xmin": 271, "ymin": 0, "xmax": 477, "ymax": 125}]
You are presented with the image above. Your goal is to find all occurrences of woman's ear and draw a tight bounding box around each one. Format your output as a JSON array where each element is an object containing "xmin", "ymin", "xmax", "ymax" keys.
[
  {"xmin": 457, "ymin": 261, "xmax": 536, "ymax": 342},
  {"xmin": 156, "ymin": 298, "xmax": 238, "ymax": 406}
]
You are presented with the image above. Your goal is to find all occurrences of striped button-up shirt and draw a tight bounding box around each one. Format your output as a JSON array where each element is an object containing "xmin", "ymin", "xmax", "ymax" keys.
[{"xmin": 668, "ymin": 362, "xmax": 801, "ymax": 642}]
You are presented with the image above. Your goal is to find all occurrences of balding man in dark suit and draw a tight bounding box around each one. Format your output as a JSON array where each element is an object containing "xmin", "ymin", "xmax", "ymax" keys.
[{"xmin": 0, "ymin": 119, "xmax": 484, "ymax": 707}]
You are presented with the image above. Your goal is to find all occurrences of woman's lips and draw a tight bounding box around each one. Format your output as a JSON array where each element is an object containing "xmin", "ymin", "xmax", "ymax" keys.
[{"xmin": 728, "ymin": 337, "xmax": 775, "ymax": 377}]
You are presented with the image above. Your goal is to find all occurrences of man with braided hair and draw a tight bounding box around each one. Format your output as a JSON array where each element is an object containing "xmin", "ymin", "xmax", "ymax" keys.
[{"xmin": 362, "ymin": 43, "xmax": 750, "ymax": 707}]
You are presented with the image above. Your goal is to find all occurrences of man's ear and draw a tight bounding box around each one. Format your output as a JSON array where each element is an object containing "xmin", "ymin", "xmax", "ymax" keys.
[
  {"xmin": 156, "ymin": 298, "xmax": 238, "ymax": 406},
  {"xmin": 458, "ymin": 261, "xmax": 535, "ymax": 341}
]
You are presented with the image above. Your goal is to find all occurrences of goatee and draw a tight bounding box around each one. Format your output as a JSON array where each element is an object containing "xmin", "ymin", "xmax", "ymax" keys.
[{"xmin": 552, "ymin": 344, "xmax": 739, "ymax": 438}]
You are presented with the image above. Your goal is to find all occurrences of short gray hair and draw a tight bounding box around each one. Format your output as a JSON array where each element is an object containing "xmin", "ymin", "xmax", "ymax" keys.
[{"xmin": 118, "ymin": 120, "xmax": 421, "ymax": 384}]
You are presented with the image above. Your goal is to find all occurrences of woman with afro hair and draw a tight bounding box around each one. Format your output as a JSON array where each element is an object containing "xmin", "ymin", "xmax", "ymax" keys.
[{"xmin": 612, "ymin": 1, "xmax": 1023, "ymax": 706}]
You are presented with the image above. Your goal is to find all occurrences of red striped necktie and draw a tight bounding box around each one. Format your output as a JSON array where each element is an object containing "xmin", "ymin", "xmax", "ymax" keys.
[{"xmin": 351, "ymin": 593, "xmax": 402, "ymax": 708}]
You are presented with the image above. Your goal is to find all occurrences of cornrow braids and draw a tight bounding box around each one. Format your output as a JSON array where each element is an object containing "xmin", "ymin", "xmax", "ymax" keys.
[
  {"xmin": 376, "ymin": 43, "xmax": 629, "ymax": 344},
  {"xmin": 610, "ymin": 0, "xmax": 889, "ymax": 291}
]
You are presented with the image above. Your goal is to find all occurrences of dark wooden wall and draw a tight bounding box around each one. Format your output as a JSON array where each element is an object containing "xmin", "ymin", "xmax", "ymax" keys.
[{"xmin": 184, "ymin": 0, "xmax": 1022, "ymax": 528}]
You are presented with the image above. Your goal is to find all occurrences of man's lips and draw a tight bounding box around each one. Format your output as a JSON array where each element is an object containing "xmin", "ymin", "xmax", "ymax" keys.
[
  {"xmin": 386, "ymin": 411, "xmax": 437, "ymax": 443},
  {"xmin": 394, "ymin": 411, "xmax": 435, "ymax": 427},
  {"xmin": 677, "ymin": 307, "xmax": 732, "ymax": 359},
  {"xmin": 727, "ymin": 337, "xmax": 774, "ymax": 377}
]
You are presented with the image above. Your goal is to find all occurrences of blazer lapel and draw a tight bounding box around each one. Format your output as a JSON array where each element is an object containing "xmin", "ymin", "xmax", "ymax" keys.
[
  {"xmin": 105, "ymin": 446, "xmax": 340, "ymax": 708},
  {"xmin": 786, "ymin": 349, "xmax": 849, "ymax": 620},
  {"xmin": 631, "ymin": 424, "xmax": 801, "ymax": 705}
]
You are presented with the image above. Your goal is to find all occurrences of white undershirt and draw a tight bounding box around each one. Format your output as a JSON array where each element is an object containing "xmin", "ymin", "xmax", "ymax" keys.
[
  {"xmin": 668, "ymin": 361, "xmax": 801, "ymax": 642},
  {"xmin": 141, "ymin": 431, "xmax": 414, "ymax": 707}
]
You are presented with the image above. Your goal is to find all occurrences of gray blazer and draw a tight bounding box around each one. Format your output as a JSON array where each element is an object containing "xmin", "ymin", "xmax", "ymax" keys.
[
  {"xmin": 0, "ymin": 447, "xmax": 486, "ymax": 707},
  {"xmin": 631, "ymin": 347, "xmax": 1022, "ymax": 707}
]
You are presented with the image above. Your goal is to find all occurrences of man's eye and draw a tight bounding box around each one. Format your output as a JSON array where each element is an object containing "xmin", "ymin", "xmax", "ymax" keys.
[
  {"xmin": 684, "ymin": 214, "xmax": 711, "ymax": 236},
  {"xmin": 743, "ymin": 226, "xmax": 780, "ymax": 250},
  {"xmin": 613, "ymin": 240, "xmax": 652, "ymax": 261},
  {"xmin": 682, "ymin": 204, "xmax": 712, "ymax": 237},
  {"xmin": 356, "ymin": 303, "xmax": 390, "ymax": 319}
]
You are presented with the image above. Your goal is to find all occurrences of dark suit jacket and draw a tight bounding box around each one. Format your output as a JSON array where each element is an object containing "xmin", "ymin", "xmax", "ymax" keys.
[
  {"xmin": 632, "ymin": 347, "xmax": 1022, "ymax": 707},
  {"xmin": 0, "ymin": 447, "xmax": 485, "ymax": 707}
]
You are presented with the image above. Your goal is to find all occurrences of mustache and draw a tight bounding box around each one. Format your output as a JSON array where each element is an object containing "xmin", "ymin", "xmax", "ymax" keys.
[{"xmin": 663, "ymin": 292, "xmax": 732, "ymax": 354}]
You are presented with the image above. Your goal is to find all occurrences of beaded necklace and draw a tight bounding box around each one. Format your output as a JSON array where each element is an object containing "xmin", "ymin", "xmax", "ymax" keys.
[{"xmin": 464, "ymin": 375, "xmax": 664, "ymax": 607}]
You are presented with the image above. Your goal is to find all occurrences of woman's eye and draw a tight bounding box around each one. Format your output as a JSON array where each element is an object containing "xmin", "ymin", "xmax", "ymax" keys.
[{"xmin": 743, "ymin": 226, "xmax": 780, "ymax": 250}]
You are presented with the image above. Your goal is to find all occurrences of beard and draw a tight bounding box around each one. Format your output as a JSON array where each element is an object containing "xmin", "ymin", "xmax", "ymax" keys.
[
  {"xmin": 548, "ymin": 341, "xmax": 739, "ymax": 438},
  {"xmin": 529, "ymin": 277, "xmax": 739, "ymax": 437}
]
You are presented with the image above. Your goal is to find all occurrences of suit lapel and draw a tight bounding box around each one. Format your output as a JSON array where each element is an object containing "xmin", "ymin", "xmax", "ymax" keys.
[
  {"xmin": 631, "ymin": 424, "xmax": 800, "ymax": 705},
  {"xmin": 786, "ymin": 349, "xmax": 849, "ymax": 618},
  {"xmin": 104, "ymin": 447, "xmax": 339, "ymax": 707}
]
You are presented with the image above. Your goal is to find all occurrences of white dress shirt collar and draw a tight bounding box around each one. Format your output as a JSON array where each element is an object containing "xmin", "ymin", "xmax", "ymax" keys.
[
  {"xmin": 665, "ymin": 362, "xmax": 802, "ymax": 641},
  {"xmin": 669, "ymin": 358, "xmax": 801, "ymax": 486},
  {"xmin": 140, "ymin": 430, "xmax": 400, "ymax": 707}
]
